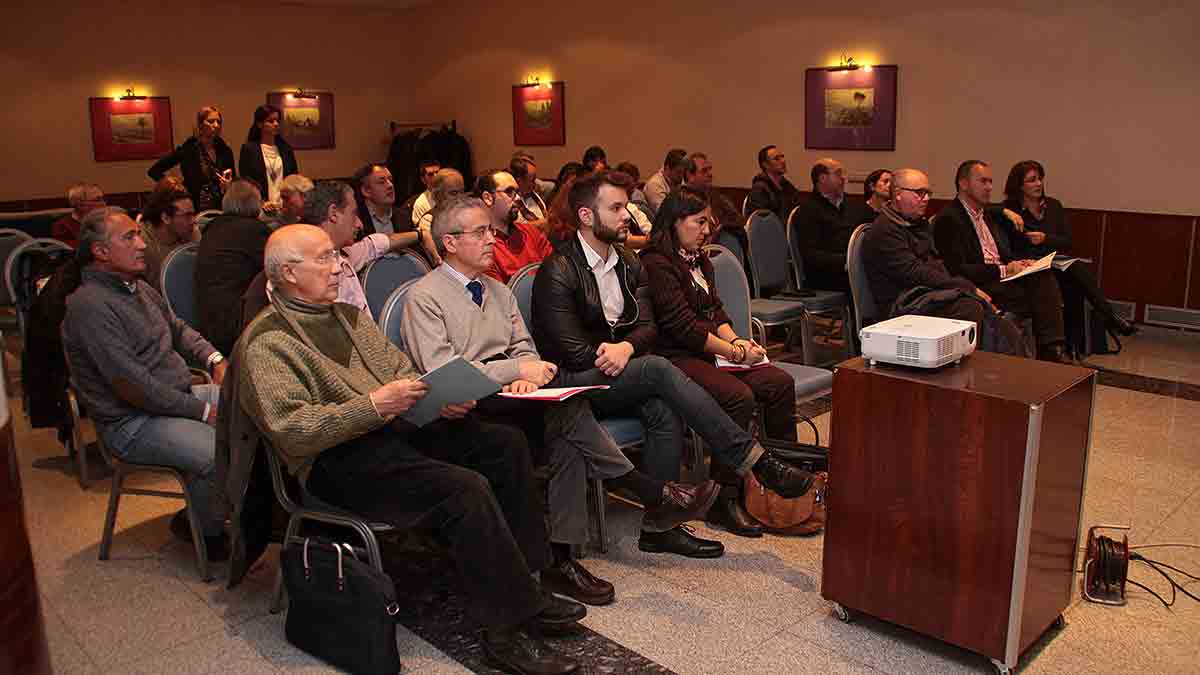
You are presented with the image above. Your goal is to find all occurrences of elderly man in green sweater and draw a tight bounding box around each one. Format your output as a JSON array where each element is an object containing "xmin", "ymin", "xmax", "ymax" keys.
[
  {"xmin": 401, "ymin": 195, "xmax": 719, "ymax": 607},
  {"xmin": 236, "ymin": 224, "xmax": 581, "ymax": 675}
]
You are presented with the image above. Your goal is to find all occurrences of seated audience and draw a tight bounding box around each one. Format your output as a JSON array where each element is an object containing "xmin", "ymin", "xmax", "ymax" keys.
[
  {"xmin": 791, "ymin": 158, "xmax": 857, "ymax": 292},
  {"xmin": 685, "ymin": 152, "xmax": 748, "ymax": 260},
  {"xmin": 52, "ymin": 183, "xmax": 105, "ymax": 248},
  {"xmin": 549, "ymin": 162, "xmax": 587, "ymax": 205},
  {"xmin": 614, "ymin": 161, "xmax": 649, "ymax": 206},
  {"xmin": 196, "ymin": 180, "xmax": 272, "ymax": 355},
  {"xmin": 148, "ymin": 105, "xmax": 235, "ymax": 211},
  {"xmin": 270, "ymin": 173, "xmax": 314, "ymax": 228},
  {"xmin": 352, "ymin": 163, "xmax": 420, "ymax": 252},
  {"xmin": 643, "ymin": 148, "xmax": 688, "ymax": 213},
  {"xmin": 862, "ymin": 169, "xmax": 893, "ymax": 220},
  {"xmin": 416, "ymin": 168, "xmax": 466, "ymax": 266},
  {"xmin": 408, "ymin": 159, "xmax": 441, "ymax": 227},
  {"xmin": 934, "ymin": 161, "xmax": 1070, "ymax": 362},
  {"xmin": 62, "ymin": 206, "xmax": 228, "ymax": 558},
  {"xmin": 582, "ymin": 145, "xmax": 608, "ymax": 172},
  {"xmin": 238, "ymin": 105, "xmax": 297, "ymax": 210},
  {"xmin": 402, "ymin": 195, "xmax": 717, "ymax": 604},
  {"xmin": 643, "ymin": 187, "xmax": 799, "ymax": 538},
  {"xmin": 747, "ymin": 144, "xmax": 803, "ymax": 222},
  {"xmin": 507, "ymin": 155, "xmax": 548, "ymax": 231},
  {"xmin": 532, "ymin": 171, "xmax": 818, "ymax": 558},
  {"xmin": 512, "ymin": 151, "xmax": 557, "ymax": 203},
  {"xmin": 860, "ymin": 168, "xmax": 1021, "ymax": 349},
  {"xmin": 474, "ymin": 170, "xmax": 555, "ymax": 283},
  {"xmin": 236, "ymin": 224, "xmax": 582, "ymax": 675},
  {"xmin": 140, "ymin": 184, "xmax": 198, "ymax": 291},
  {"xmin": 1002, "ymin": 160, "xmax": 1136, "ymax": 350}
]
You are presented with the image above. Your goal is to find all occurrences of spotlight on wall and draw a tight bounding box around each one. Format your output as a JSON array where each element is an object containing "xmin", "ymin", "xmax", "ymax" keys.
[
  {"xmin": 519, "ymin": 76, "xmax": 553, "ymax": 89},
  {"xmin": 118, "ymin": 88, "xmax": 147, "ymax": 101},
  {"xmin": 287, "ymin": 89, "xmax": 320, "ymax": 100},
  {"xmin": 827, "ymin": 55, "xmax": 864, "ymax": 72}
]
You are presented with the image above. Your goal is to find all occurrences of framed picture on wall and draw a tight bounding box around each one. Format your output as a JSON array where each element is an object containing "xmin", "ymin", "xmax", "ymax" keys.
[
  {"xmin": 267, "ymin": 91, "xmax": 335, "ymax": 150},
  {"xmin": 512, "ymin": 82, "xmax": 566, "ymax": 146},
  {"xmin": 804, "ymin": 65, "xmax": 898, "ymax": 151},
  {"xmin": 88, "ymin": 97, "xmax": 174, "ymax": 162}
]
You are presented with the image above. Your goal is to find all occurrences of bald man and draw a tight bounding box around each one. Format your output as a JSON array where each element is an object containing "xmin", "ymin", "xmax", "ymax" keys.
[
  {"xmin": 791, "ymin": 158, "xmax": 867, "ymax": 292},
  {"xmin": 233, "ymin": 225, "xmax": 581, "ymax": 674}
]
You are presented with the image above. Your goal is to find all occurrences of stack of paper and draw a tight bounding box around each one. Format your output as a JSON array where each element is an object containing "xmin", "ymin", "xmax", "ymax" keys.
[{"xmin": 499, "ymin": 385, "xmax": 610, "ymax": 402}]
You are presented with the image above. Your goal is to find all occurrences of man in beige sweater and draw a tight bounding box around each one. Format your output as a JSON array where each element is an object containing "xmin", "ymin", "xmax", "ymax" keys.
[
  {"xmin": 401, "ymin": 196, "xmax": 719, "ymax": 607},
  {"xmin": 236, "ymin": 224, "xmax": 580, "ymax": 675}
]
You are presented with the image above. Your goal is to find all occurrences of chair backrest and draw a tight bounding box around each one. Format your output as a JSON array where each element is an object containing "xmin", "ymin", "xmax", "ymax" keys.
[
  {"xmin": 785, "ymin": 205, "xmax": 807, "ymax": 289},
  {"xmin": 741, "ymin": 194, "xmax": 750, "ymax": 218},
  {"xmin": 194, "ymin": 210, "xmax": 222, "ymax": 232},
  {"xmin": 160, "ymin": 242, "xmax": 200, "ymax": 328},
  {"xmin": 376, "ymin": 278, "xmax": 421, "ymax": 349},
  {"xmin": 845, "ymin": 223, "xmax": 876, "ymax": 336},
  {"xmin": 361, "ymin": 251, "xmax": 431, "ymax": 320},
  {"xmin": 507, "ymin": 262, "xmax": 540, "ymax": 332},
  {"xmin": 704, "ymin": 244, "xmax": 753, "ymax": 338},
  {"xmin": 0, "ymin": 229, "xmax": 36, "ymax": 306},
  {"xmin": 530, "ymin": 191, "xmax": 549, "ymax": 217},
  {"xmin": 744, "ymin": 209, "xmax": 792, "ymax": 297},
  {"xmin": 262, "ymin": 440, "xmax": 303, "ymax": 515}
]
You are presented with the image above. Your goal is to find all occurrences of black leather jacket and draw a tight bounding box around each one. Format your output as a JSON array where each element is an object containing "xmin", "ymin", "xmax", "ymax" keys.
[{"xmin": 531, "ymin": 235, "xmax": 657, "ymax": 372}]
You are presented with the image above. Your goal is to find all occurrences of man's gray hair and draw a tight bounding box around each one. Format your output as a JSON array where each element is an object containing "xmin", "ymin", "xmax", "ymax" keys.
[
  {"xmin": 67, "ymin": 182, "xmax": 102, "ymax": 208},
  {"xmin": 301, "ymin": 181, "xmax": 352, "ymax": 226},
  {"xmin": 222, "ymin": 179, "xmax": 263, "ymax": 217},
  {"xmin": 279, "ymin": 173, "xmax": 315, "ymax": 197},
  {"xmin": 889, "ymin": 168, "xmax": 926, "ymax": 200},
  {"xmin": 431, "ymin": 168, "xmax": 464, "ymax": 200},
  {"xmin": 77, "ymin": 206, "xmax": 127, "ymax": 265},
  {"xmin": 430, "ymin": 195, "xmax": 487, "ymax": 258},
  {"xmin": 263, "ymin": 225, "xmax": 309, "ymax": 286}
]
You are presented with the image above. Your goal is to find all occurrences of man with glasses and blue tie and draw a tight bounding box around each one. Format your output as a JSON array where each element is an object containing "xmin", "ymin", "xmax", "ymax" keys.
[
  {"xmin": 473, "ymin": 169, "xmax": 556, "ymax": 283},
  {"xmin": 400, "ymin": 194, "xmax": 719, "ymax": 606}
]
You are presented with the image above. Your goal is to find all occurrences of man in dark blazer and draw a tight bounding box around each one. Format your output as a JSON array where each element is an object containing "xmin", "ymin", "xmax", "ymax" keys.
[{"xmin": 933, "ymin": 160, "xmax": 1069, "ymax": 362}]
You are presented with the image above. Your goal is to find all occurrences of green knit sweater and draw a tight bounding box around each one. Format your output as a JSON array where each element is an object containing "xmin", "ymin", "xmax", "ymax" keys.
[{"xmin": 237, "ymin": 294, "xmax": 416, "ymax": 481}]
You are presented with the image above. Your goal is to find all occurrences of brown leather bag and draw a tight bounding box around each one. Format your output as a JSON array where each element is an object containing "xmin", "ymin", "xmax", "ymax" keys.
[{"xmin": 743, "ymin": 471, "xmax": 828, "ymax": 535}]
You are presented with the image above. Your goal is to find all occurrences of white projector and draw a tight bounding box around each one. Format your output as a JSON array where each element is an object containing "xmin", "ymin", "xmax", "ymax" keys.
[{"xmin": 860, "ymin": 315, "xmax": 977, "ymax": 369}]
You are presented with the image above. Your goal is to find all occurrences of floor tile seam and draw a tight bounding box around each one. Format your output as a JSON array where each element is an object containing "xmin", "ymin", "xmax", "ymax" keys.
[
  {"xmin": 1141, "ymin": 493, "xmax": 1196, "ymax": 543},
  {"xmin": 98, "ymin": 621, "xmax": 233, "ymax": 671},
  {"xmin": 38, "ymin": 591, "xmax": 102, "ymax": 673}
]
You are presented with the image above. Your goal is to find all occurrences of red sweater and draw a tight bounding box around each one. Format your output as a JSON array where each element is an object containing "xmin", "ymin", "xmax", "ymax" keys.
[
  {"xmin": 52, "ymin": 214, "xmax": 83, "ymax": 248},
  {"xmin": 487, "ymin": 219, "xmax": 554, "ymax": 284}
]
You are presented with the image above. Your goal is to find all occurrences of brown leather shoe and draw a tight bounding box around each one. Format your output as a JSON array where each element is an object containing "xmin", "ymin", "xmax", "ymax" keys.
[
  {"xmin": 483, "ymin": 626, "xmax": 579, "ymax": 675},
  {"xmin": 705, "ymin": 496, "xmax": 763, "ymax": 538},
  {"xmin": 642, "ymin": 480, "xmax": 720, "ymax": 532},
  {"xmin": 541, "ymin": 559, "xmax": 615, "ymax": 606}
]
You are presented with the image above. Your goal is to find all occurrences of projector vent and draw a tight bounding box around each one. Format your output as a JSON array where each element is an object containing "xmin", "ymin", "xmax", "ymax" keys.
[
  {"xmin": 895, "ymin": 339, "xmax": 919, "ymax": 362},
  {"xmin": 937, "ymin": 335, "xmax": 953, "ymax": 358}
]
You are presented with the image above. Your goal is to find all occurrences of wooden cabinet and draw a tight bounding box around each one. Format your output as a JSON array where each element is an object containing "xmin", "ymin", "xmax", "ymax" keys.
[{"xmin": 822, "ymin": 353, "xmax": 1095, "ymax": 673}]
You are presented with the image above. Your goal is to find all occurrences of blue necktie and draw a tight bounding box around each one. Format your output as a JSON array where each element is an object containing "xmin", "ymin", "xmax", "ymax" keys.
[{"xmin": 467, "ymin": 280, "xmax": 483, "ymax": 307}]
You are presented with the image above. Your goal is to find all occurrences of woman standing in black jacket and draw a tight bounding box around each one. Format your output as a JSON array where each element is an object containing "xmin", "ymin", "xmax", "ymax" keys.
[
  {"xmin": 1003, "ymin": 160, "xmax": 1136, "ymax": 354},
  {"xmin": 147, "ymin": 106, "xmax": 235, "ymax": 211},
  {"xmin": 238, "ymin": 105, "xmax": 297, "ymax": 209}
]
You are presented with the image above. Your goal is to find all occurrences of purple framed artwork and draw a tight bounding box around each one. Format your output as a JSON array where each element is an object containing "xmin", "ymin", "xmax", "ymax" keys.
[
  {"xmin": 267, "ymin": 91, "xmax": 335, "ymax": 150},
  {"xmin": 89, "ymin": 97, "xmax": 174, "ymax": 162},
  {"xmin": 513, "ymin": 82, "xmax": 566, "ymax": 146},
  {"xmin": 804, "ymin": 65, "xmax": 898, "ymax": 151}
]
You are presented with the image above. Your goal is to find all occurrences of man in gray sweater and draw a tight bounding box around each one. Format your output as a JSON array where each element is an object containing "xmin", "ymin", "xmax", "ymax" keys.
[
  {"xmin": 400, "ymin": 196, "xmax": 719, "ymax": 606},
  {"xmin": 62, "ymin": 207, "xmax": 229, "ymax": 559}
]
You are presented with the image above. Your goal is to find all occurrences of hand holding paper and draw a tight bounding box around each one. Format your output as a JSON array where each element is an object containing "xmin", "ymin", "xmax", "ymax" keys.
[{"xmin": 370, "ymin": 379, "xmax": 429, "ymax": 416}]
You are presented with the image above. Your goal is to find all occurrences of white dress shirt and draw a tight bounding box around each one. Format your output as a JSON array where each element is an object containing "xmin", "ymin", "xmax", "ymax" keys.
[{"xmin": 577, "ymin": 231, "xmax": 623, "ymax": 325}]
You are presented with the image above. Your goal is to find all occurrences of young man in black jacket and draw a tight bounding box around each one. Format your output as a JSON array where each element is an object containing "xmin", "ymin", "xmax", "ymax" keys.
[
  {"xmin": 531, "ymin": 171, "xmax": 818, "ymax": 558},
  {"xmin": 746, "ymin": 144, "xmax": 803, "ymax": 222}
]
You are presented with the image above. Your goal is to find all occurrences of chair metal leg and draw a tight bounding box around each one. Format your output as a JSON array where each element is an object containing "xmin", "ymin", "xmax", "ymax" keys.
[
  {"xmin": 179, "ymin": 479, "xmax": 212, "ymax": 582},
  {"xmin": 99, "ymin": 465, "xmax": 125, "ymax": 560},
  {"xmin": 800, "ymin": 313, "xmax": 817, "ymax": 365},
  {"xmin": 75, "ymin": 437, "xmax": 90, "ymax": 490},
  {"xmin": 590, "ymin": 478, "xmax": 608, "ymax": 554}
]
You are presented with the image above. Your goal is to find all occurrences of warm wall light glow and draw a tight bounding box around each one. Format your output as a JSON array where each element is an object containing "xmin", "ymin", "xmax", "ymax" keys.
[
  {"xmin": 107, "ymin": 84, "xmax": 152, "ymax": 100},
  {"xmin": 521, "ymin": 71, "xmax": 556, "ymax": 88}
]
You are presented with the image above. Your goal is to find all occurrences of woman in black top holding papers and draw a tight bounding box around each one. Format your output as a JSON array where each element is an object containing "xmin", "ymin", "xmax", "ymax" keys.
[
  {"xmin": 1003, "ymin": 161, "xmax": 1136, "ymax": 354},
  {"xmin": 642, "ymin": 187, "xmax": 797, "ymax": 538}
]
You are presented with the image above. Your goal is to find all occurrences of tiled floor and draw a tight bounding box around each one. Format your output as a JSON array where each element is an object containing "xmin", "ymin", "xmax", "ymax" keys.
[{"xmin": 12, "ymin": 328, "xmax": 1200, "ymax": 674}]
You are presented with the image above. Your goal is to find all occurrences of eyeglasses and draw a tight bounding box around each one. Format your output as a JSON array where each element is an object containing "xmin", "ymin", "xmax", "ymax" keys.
[
  {"xmin": 449, "ymin": 224, "xmax": 496, "ymax": 239},
  {"xmin": 897, "ymin": 187, "xmax": 934, "ymax": 199},
  {"xmin": 494, "ymin": 187, "xmax": 520, "ymax": 199},
  {"xmin": 311, "ymin": 251, "xmax": 339, "ymax": 265}
]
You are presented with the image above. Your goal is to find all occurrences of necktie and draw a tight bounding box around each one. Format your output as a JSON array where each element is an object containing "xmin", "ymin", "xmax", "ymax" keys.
[{"xmin": 467, "ymin": 280, "xmax": 483, "ymax": 307}]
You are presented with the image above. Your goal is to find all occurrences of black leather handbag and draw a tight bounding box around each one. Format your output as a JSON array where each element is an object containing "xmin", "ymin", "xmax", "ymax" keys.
[{"xmin": 281, "ymin": 538, "xmax": 401, "ymax": 674}]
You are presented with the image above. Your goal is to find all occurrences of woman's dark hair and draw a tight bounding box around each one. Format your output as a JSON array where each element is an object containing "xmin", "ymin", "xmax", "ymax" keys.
[
  {"xmin": 246, "ymin": 104, "xmax": 285, "ymax": 144},
  {"xmin": 582, "ymin": 145, "xmax": 607, "ymax": 169},
  {"xmin": 648, "ymin": 185, "xmax": 711, "ymax": 261},
  {"xmin": 864, "ymin": 169, "xmax": 892, "ymax": 199},
  {"xmin": 1004, "ymin": 160, "xmax": 1046, "ymax": 202}
]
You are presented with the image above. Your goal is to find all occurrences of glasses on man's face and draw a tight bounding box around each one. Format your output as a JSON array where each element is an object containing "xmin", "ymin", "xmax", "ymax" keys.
[
  {"xmin": 449, "ymin": 224, "xmax": 497, "ymax": 240},
  {"xmin": 897, "ymin": 186, "xmax": 934, "ymax": 200},
  {"xmin": 494, "ymin": 187, "xmax": 520, "ymax": 199},
  {"xmin": 311, "ymin": 251, "xmax": 339, "ymax": 265}
]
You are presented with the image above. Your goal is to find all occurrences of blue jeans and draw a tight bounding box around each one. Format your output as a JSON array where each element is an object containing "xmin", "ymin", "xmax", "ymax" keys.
[
  {"xmin": 554, "ymin": 355, "xmax": 764, "ymax": 482},
  {"xmin": 100, "ymin": 384, "xmax": 222, "ymax": 536}
]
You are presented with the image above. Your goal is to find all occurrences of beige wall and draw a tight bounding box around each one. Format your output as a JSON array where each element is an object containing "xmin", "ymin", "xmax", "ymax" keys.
[{"xmin": 2, "ymin": 1, "xmax": 1197, "ymax": 216}]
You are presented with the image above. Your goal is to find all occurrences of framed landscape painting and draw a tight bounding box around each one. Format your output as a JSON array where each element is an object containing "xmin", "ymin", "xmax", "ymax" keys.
[
  {"xmin": 804, "ymin": 65, "xmax": 898, "ymax": 151},
  {"xmin": 267, "ymin": 91, "xmax": 336, "ymax": 150},
  {"xmin": 89, "ymin": 97, "xmax": 174, "ymax": 162},
  {"xmin": 513, "ymin": 82, "xmax": 566, "ymax": 146}
]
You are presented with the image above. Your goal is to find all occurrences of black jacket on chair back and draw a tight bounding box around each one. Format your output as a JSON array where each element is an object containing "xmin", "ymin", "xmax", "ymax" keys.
[{"xmin": 531, "ymin": 235, "xmax": 657, "ymax": 373}]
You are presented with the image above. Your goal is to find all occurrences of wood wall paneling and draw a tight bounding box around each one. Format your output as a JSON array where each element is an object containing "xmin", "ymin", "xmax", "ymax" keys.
[
  {"xmin": 1100, "ymin": 212, "xmax": 1194, "ymax": 316},
  {"xmin": 1189, "ymin": 218, "xmax": 1200, "ymax": 310}
]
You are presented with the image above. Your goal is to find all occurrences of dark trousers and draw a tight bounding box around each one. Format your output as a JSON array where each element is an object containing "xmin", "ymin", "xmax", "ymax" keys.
[
  {"xmin": 1053, "ymin": 264, "xmax": 1118, "ymax": 354},
  {"xmin": 983, "ymin": 270, "xmax": 1065, "ymax": 347},
  {"xmin": 305, "ymin": 415, "xmax": 549, "ymax": 629},
  {"xmin": 926, "ymin": 295, "xmax": 1023, "ymax": 354}
]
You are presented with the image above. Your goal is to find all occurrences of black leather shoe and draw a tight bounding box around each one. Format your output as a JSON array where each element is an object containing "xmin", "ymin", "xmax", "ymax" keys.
[
  {"xmin": 1108, "ymin": 315, "xmax": 1138, "ymax": 337},
  {"xmin": 751, "ymin": 452, "xmax": 814, "ymax": 499},
  {"xmin": 642, "ymin": 480, "xmax": 720, "ymax": 532},
  {"xmin": 638, "ymin": 525, "xmax": 725, "ymax": 558},
  {"xmin": 1038, "ymin": 343, "xmax": 1074, "ymax": 364},
  {"xmin": 705, "ymin": 497, "xmax": 763, "ymax": 538},
  {"xmin": 541, "ymin": 558, "xmax": 615, "ymax": 606},
  {"xmin": 532, "ymin": 589, "xmax": 587, "ymax": 631},
  {"xmin": 482, "ymin": 626, "xmax": 579, "ymax": 675}
]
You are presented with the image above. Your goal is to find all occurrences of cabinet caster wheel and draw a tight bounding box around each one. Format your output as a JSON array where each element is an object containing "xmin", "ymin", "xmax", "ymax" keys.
[
  {"xmin": 990, "ymin": 659, "xmax": 1012, "ymax": 675},
  {"xmin": 832, "ymin": 603, "xmax": 853, "ymax": 623},
  {"xmin": 1053, "ymin": 614, "xmax": 1065, "ymax": 629}
]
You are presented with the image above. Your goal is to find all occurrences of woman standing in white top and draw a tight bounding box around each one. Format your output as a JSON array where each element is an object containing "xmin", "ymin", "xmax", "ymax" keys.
[{"xmin": 238, "ymin": 105, "xmax": 298, "ymax": 210}]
